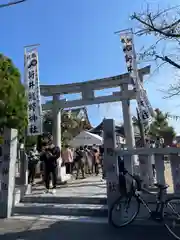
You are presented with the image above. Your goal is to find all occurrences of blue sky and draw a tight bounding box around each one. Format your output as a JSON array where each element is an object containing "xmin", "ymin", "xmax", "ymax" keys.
[{"xmin": 1, "ymin": 0, "xmax": 180, "ymax": 132}]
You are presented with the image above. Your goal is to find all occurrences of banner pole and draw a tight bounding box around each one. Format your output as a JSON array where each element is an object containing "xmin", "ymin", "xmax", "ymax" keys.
[{"xmin": 118, "ymin": 30, "xmax": 154, "ymax": 125}]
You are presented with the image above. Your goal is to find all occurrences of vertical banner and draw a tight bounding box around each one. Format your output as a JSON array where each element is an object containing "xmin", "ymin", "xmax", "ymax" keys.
[
  {"xmin": 25, "ymin": 49, "xmax": 42, "ymax": 136},
  {"xmin": 120, "ymin": 31, "xmax": 154, "ymax": 124}
]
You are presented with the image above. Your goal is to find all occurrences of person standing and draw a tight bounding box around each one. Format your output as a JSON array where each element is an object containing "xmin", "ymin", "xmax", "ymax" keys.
[
  {"xmin": 99, "ymin": 145, "xmax": 105, "ymax": 180},
  {"xmin": 94, "ymin": 148, "xmax": 100, "ymax": 176},
  {"xmin": 62, "ymin": 145, "xmax": 73, "ymax": 174},
  {"xmin": 84, "ymin": 145, "xmax": 93, "ymax": 174},
  {"xmin": 75, "ymin": 146, "xmax": 85, "ymax": 179},
  {"xmin": 91, "ymin": 144, "xmax": 98, "ymax": 173},
  {"xmin": 40, "ymin": 135, "xmax": 60, "ymax": 194},
  {"xmin": 28, "ymin": 144, "xmax": 39, "ymax": 185}
]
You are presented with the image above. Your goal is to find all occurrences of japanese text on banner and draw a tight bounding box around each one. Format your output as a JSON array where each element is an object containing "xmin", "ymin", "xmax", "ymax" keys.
[
  {"xmin": 25, "ymin": 49, "xmax": 42, "ymax": 136},
  {"xmin": 120, "ymin": 32, "xmax": 154, "ymax": 124}
]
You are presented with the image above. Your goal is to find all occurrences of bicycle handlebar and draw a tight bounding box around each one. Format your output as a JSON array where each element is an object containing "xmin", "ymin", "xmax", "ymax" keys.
[
  {"xmin": 122, "ymin": 168, "xmax": 142, "ymax": 191},
  {"xmin": 118, "ymin": 159, "xmax": 142, "ymax": 190}
]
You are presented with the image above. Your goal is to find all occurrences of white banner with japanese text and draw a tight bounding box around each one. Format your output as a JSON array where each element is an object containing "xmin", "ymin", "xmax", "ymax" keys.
[
  {"xmin": 25, "ymin": 49, "xmax": 42, "ymax": 136},
  {"xmin": 120, "ymin": 31, "xmax": 154, "ymax": 124}
]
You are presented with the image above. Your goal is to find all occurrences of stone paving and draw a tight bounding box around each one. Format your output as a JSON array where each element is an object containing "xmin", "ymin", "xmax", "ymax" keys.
[
  {"xmin": 0, "ymin": 218, "xmax": 177, "ymax": 240},
  {"xmin": 0, "ymin": 168, "xmax": 178, "ymax": 239},
  {"xmin": 30, "ymin": 175, "xmax": 107, "ymax": 198},
  {"xmin": 164, "ymin": 161, "xmax": 174, "ymax": 193}
]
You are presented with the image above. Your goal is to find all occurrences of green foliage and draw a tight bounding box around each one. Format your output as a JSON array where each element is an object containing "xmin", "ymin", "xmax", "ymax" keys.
[
  {"xmin": 0, "ymin": 53, "xmax": 27, "ymax": 138},
  {"xmin": 43, "ymin": 109, "xmax": 91, "ymax": 147},
  {"xmin": 133, "ymin": 108, "xmax": 176, "ymax": 146},
  {"xmin": 25, "ymin": 109, "xmax": 92, "ymax": 149},
  {"xmin": 149, "ymin": 109, "xmax": 176, "ymax": 145},
  {"xmin": 132, "ymin": 114, "xmax": 149, "ymax": 135},
  {"xmin": 25, "ymin": 135, "xmax": 38, "ymax": 150}
]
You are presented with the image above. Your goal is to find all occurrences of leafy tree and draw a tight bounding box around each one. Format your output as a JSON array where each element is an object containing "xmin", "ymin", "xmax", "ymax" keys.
[
  {"xmin": 0, "ymin": 53, "xmax": 27, "ymax": 138},
  {"xmin": 148, "ymin": 108, "xmax": 176, "ymax": 145},
  {"xmin": 131, "ymin": 5, "xmax": 180, "ymax": 97},
  {"xmin": 43, "ymin": 109, "xmax": 92, "ymax": 147},
  {"xmin": 25, "ymin": 135, "xmax": 38, "ymax": 150},
  {"xmin": 132, "ymin": 108, "xmax": 176, "ymax": 146},
  {"xmin": 132, "ymin": 108, "xmax": 150, "ymax": 146}
]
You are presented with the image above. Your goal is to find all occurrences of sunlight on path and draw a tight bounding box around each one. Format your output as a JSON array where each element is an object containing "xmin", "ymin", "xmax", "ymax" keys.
[{"xmin": 164, "ymin": 161, "xmax": 174, "ymax": 193}]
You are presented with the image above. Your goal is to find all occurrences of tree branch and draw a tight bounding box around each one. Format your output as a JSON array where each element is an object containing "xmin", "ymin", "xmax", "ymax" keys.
[
  {"xmin": 132, "ymin": 5, "xmax": 180, "ymax": 98},
  {"xmin": 161, "ymin": 83, "xmax": 180, "ymax": 98},
  {"xmin": 155, "ymin": 55, "xmax": 180, "ymax": 69},
  {"xmin": 132, "ymin": 13, "xmax": 180, "ymax": 38},
  {"xmin": 0, "ymin": 0, "xmax": 26, "ymax": 8}
]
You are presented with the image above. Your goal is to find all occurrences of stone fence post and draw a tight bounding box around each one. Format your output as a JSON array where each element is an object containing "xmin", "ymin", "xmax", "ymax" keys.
[
  {"xmin": 154, "ymin": 154, "xmax": 166, "ymax": 187},
  {"xmin": 170, "ymin": 154, "xmax": 180, "ymax": 194},
  {"xmin": 0, "ymin": 128, "xmax": 18, "ymax": 218},
  {"xmin": 139, "ymin": 154, "xmax": 154, "ymax": 187},
  {"xmin": 19, "ymin": 146, "xmax": 28, "ymax": 186},
  {"xmin": 103, "ymin": 119, "xmax": 119, "ymax": 219}
]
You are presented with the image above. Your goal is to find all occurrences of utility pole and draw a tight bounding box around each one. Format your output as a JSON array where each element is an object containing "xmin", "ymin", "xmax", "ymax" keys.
[{"xmin": 0, "ymin": 0, "xmax": 26, "ymax": 8}]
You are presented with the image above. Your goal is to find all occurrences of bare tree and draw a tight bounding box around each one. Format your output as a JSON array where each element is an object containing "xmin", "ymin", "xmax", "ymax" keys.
[{"xmin": 131, "ymin": 5, "xmax": 180, "ymax": 97}]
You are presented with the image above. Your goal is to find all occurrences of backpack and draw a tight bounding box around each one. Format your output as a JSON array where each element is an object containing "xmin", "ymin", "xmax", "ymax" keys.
[{"xmin": 76, "ymin": 150, "xmax": 83, "ymax": 158}]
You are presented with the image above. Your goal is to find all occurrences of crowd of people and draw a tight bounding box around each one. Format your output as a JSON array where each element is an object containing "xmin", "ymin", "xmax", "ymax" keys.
[
  {"xmin": 27, "ymin": 134, "xmax": 104, "ymax": 194},
  {"xmin": 62, "ymin": 144, "xmax": 104, "ymax": 179}
]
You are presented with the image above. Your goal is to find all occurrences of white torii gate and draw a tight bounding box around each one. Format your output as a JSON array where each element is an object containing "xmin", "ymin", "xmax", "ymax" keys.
[{"xmin": 40, "ymin": 66, "xmax": 150, "ymax": 177}]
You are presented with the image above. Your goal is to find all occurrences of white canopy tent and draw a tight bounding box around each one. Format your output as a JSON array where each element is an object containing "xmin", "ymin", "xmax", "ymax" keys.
[{"xmin": 69, "ymin": 131, "xmax": 103, "ymax": 147}]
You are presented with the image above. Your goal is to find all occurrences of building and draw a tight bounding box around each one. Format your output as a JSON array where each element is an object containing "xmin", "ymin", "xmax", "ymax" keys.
[
  {"xmin": 43, "ymin": 106, "xmax": 91, "ymax": 123},
  {"xmin": 65, "ymin": 107, "xmax": 91, "ymax": 124},
  {"xmin": 89, "ymin": 118, "xmax": 141, "ymax": 147}
]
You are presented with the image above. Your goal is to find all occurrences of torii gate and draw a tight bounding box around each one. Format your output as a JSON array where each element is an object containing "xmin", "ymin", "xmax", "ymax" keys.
[{"xmin": 40, "ymin": 66, "xmax": 150, "ymax": 155}]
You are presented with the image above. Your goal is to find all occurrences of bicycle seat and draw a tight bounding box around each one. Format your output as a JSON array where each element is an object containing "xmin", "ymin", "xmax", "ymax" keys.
[{"xmin": 154, "ymin": 183, "xmax": 169, "ymax": 190}]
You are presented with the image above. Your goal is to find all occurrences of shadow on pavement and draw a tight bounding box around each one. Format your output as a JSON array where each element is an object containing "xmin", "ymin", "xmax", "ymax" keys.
[{"xmin": 0, "ymin": 220, "xmax": 176, "ymax": 240}]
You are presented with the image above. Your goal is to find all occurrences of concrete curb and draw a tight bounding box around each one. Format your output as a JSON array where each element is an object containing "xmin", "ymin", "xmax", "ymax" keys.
[
  {"xmin": 22, "ymin": 196, "xmax": 107, "ymax": 205},
  {"xmin": 13, "ymin": 203, "xmax": 108, "ymax": 217}
]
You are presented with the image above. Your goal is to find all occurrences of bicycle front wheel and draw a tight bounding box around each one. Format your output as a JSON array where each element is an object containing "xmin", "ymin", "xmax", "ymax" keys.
[
  {"xmin": 163, "ymin": 197, "xmax": 180, "ymax": 240},
  {"xmin": 109, "ymin": 194, "xmax": 140, "ymax": 228}
]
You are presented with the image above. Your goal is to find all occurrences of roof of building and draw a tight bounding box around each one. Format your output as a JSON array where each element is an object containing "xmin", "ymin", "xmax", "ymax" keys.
[
  {"xmin": 43, "ymin": 107, "xmax": 92, "ymax": 126},
  {"xmin": 66, "ymin": 107, "xmax": 87, "ymax": 117},
  {"xmin": 89, "ymin": 119, "xmax": 140, "ymax": 138}
]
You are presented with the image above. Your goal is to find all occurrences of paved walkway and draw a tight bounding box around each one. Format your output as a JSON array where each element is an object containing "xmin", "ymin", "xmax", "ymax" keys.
[
  {"xmin": 30, "ymin": 175, "xmax": 107, "ymax": 198},
  {"xmin": 25, "ymin": 163, "xmax": 175, "ymax": 198},
  {"xmin": 0, "ymin": 218, "xmax": 177, "ymax": 240},
  {"xmin": 164, "ymin": 161, "xmax": 174, "ymax": 193},
  {"xmin": 1, "ymin": 170, "xmax": 178, "ymax": 239},
  {"xmin": 0, "ymin": 219, "xmax": 177, "ymax": 240}
]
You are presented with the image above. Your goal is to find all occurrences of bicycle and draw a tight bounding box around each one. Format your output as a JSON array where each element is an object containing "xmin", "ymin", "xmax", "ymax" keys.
[{"xmin": 109, "ymin": 168, "xmax": 180, "ymax": 240}]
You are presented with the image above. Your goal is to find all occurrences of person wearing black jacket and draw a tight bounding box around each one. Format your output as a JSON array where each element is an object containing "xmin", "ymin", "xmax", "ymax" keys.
[
  {"xmin": 99, "ymin": 145, "xmax": 105, "ymax": 180},
  {"xmin": 75, "ymin": 146, "xmax": 85, "ymax": 179},
  {"xmin": 40, "ymin": 135, "xmax": 60, "ymax": 194},
  {"xmin": 28, "ymin": 144, "xmax": 39, "ymax": 185}
]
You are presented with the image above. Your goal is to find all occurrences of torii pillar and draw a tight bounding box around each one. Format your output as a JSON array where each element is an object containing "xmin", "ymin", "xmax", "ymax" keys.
[
  {"xmin": 52, "ymin": 94, "xmax": 61, "ymax": 148},
  {"xmin": 52, "ymin": 94, "xmax": 68, "ymax": 182},
  {"xmin": 121, "ymin": 83, "xmax": 136, "ymax": 174}
]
